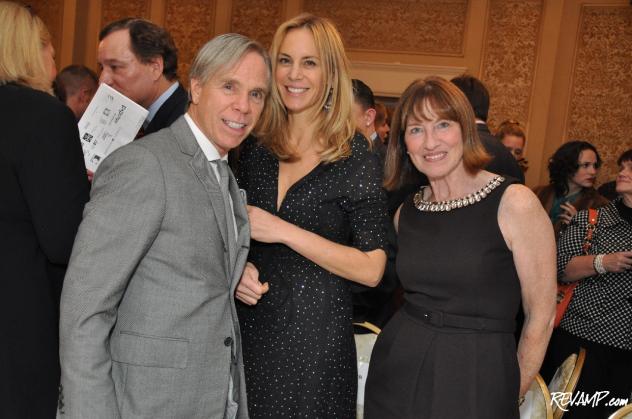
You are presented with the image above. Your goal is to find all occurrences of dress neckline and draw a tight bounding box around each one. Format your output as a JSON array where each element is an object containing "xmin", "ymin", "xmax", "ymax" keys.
[{"xmin": 413, "ymin": 175, "xmax": 505, "ymax": 212}]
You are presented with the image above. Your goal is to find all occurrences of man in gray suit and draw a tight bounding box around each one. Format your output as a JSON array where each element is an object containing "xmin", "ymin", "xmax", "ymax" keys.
[{"xmin": 59, "ymin": 33, "xmax": 271, "ymax": 419}]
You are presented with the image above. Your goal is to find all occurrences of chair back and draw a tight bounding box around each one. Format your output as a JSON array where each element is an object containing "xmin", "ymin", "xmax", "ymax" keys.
[
  {"xmin": 548, "ymin": 347, "xmax": 587, "ymax": 419},
  {"xmin": 608, "ymin": 403, "xmax": 632, "ymax": 419},
  {"xmin": 354, "ymin": 321, "xmax": 381, "ymax": 419},
  {"xmin": 520, "ymin": 373, "xmax": 554, "ymax": 419}
]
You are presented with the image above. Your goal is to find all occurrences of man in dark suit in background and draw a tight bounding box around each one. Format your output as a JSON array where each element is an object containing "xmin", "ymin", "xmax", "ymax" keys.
[
  {"xmin": 451, "ymin": 75, "xmax": 525, "ymax": 183},
  {"xmin": 98, "ymin": 18, "xmax": 188, "ymax": 136},
  {"xmin": 352, "ymin": 79, "xmax": 386, "ymax": 160}
]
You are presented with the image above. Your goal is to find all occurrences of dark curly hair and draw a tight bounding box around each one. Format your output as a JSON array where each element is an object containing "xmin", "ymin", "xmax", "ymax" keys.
[
  {"xmin": 548, "ymin": 140, "xmax": 601, "ymax": 197},
  {"xmin": 99, "ymin": 18, "xmax": 178, "ymax": 81}
]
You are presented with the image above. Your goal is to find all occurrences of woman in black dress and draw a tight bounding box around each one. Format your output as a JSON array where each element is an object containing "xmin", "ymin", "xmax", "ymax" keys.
[
  {"xmin": 365, "ymin": 77, "xmax": 556, "ymax": 418},
  {"xmin": 234, "ymin": 14, "xmax": 387, "ymax": 418},
  {"xmin": 0, "ymin": 2, "xmax": 90, "ymax": 417}
]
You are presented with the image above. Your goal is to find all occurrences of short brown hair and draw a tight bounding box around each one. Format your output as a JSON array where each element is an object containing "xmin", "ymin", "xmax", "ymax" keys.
[{"xmin": 384, "ymin": 76, "xmax": 490, "ymax": 190}]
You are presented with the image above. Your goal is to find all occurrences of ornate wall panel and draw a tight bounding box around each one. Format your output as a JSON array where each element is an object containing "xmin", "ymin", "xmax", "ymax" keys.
[
  {"xmin": 101, "ymin": 1, "xmax": 150, "ymax": 27},
  {"xmin": 164, "ymin": 0, "xmax": 216, "ymax": 84},
  {"xmin": 566, "ymin": 5, "xmax": 632, "ymax": 183},
  {"xmin": 231, "ymin": 0, "xmax": 284, "ymax": 48},
  {"xmin": 481, "ymin": 0, "xmax": 543, "ymax": 131},
  {"xmin": 31, "ymin": 0, "xmax": 64, "ymax": 60},
  {"xmin": 304, "ymin": 0, "xmax": 468, "ymax": 55}
]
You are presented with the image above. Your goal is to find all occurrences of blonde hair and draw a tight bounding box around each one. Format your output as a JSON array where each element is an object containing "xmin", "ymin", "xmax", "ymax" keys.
[
  {"xmin": 256, "ymin": 13, "xmax": 354, "ymax": 162},
  {"xmin": 384, "ymin": 77, "xmax": 490, "ymax": 190},
  {"xmin": 0, "ymin": 1, "xmax": 53, "ymax": 93}
]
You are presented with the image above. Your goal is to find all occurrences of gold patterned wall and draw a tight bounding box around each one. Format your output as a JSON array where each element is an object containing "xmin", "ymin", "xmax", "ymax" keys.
[
  {"xmin": 481, "ymin": 0, "xmax": 543, "ymax": 131},
  {"xmin": 101, "ymin": 0, "xmax": 150, "ymax": 27},
  {"xmin": 566, "ymin": 5, "xmax": 632, "ymax": 183},
  {"xmin": 230, "ymin": 0, "xmax": 284, "ymax": 48},
  {"xmin": 31, "ymin": 0, "xmax": 64, "ymax": 62},
  {"xmin": 304, "ymin": 0, "xmax": 468, "ymax": 55},
  {"xmin": 164, "ymin": 0, "xmax": 216, "ymax": 84}
]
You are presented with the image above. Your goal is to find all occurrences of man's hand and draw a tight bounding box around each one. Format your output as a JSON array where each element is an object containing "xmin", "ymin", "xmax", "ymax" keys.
[{"xmin": 236, "ymin": 262, "xmax": 269, "ymax": 305}]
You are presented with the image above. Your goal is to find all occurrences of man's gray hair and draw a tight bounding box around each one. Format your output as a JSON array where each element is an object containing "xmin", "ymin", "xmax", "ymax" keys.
[{"xmin": 189, "ymin": 33, "xmax": 271, "ymax": 87}]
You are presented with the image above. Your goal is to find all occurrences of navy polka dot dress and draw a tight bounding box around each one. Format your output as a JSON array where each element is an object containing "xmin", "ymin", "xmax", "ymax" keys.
[{"xmin": 236, "ymin": 135, "xmax": 387, "ymax": 418}]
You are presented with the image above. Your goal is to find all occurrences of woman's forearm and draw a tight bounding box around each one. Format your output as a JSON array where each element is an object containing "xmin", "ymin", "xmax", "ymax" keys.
[
  {"xmin": 562, "ymin": 255, "xmax": 596, "ymax": 282},
  {"xmin": 517, "ymin": 314, "xmax": 554, "ymax": 397},
  {"xmin": 281, "ymin": 221, "xmax": 386, "ymax": 287}
]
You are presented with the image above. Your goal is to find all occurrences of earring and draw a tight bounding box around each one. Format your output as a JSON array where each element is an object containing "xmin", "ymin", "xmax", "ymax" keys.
[{"xmin": 323, "ymin": 87, "xmax": 333, "ymax": 111}]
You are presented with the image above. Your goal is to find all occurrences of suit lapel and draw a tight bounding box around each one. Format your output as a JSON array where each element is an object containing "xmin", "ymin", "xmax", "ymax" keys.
[
  {"xmin": 171, "ymin": 117, "xmax": 230, "ymax": 266},
  {"xmin": 190, "ymin": 152, "xmax": 230, "ymax": 257}
]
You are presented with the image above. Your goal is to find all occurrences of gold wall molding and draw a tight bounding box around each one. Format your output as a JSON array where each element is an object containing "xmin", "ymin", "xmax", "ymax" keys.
[
  {"xmin": 304, "ymin": 0, "xmax": 468, "ymax": 56},
  {"xmin": 350, "ymin": 61, "xmax": 467, "ymax": 97}
]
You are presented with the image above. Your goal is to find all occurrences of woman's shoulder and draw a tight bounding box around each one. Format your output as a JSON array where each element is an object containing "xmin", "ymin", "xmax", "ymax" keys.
[
  {"xmin": 499, "ymin": 183, "xmax": 545, "ymax": 218},
  {"xmin": 1, "ymin": 82, "xmax": 61, "ymax": 108},
  {"xmin": 238, "ymin": 135, "xmax": 271, "ymax": 162},
  {"xmin": 342, "ymin": 133, "xmax": 379, "ymax": 167},
  {"xmin": 349, "ymin": 133, "xmax": 372, "ymax": 156},
  {"xmin": 1, "ymin": 82, "xmax": 76, "ymax": 132},
  {"xmin": 576, "ymin": 199, "xmax": 619, "ymax": 226}
]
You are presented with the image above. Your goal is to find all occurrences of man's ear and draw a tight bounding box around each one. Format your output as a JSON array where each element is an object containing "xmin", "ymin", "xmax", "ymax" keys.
[
  {"xmin": 148, "ymin": 56, "xmax": 164, "ymax": 81},
  {"xmin": 189, "ymin": 78, "xmax": 201, "ymax": 105},
  {"xmin": 78, "ymin": 87, "xmax": 93, "ymax": 105},
  {"xmin": 365, "ymin": 108, "xmax": 377, "ymax": 127}
]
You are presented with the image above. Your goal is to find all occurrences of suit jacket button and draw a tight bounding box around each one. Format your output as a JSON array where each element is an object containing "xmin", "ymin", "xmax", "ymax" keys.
[{"xmin": 224, "ymin": 336, "xmax": 233, "ymax": 346}]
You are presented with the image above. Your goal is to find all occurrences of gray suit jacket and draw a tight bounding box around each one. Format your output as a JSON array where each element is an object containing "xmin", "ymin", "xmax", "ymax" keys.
[{"xmin": 59, "ymin": 116, "xmax": 250, "ymax": 419}]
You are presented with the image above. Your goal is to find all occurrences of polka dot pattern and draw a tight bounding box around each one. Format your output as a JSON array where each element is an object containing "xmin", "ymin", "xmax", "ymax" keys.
[
  {"xmin": 557, "ymin": 199, "xmax": 632, "ymax": 350},
  {"xmin": 235, "ymin": 134, "xmax": 387, "ymax": 418}
]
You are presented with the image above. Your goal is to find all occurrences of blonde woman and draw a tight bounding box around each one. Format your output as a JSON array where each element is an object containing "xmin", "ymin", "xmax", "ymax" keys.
[
  {"xmin": 0, "ymin": 2, "xmax": 89, "ymax": 417},
  {"xmin": 235, "ymin": 13, "xmax": 387, "ymax": 418}
]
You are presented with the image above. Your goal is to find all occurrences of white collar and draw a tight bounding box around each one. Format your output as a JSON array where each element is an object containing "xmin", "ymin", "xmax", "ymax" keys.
[{"xmin": 183, "ymin": 113, "xmax": 226, "ymax": 162}]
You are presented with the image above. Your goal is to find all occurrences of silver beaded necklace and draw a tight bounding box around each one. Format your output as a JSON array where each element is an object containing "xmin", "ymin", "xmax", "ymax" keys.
[{"xmin": 413, "ymin": 175, "xmax": 505, "ymax": 212}]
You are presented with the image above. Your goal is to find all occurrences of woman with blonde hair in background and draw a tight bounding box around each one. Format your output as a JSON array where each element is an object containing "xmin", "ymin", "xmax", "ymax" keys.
[
  {"xmin": 235, "ymin": 13, "xmax": 387, "ymax": 418},
  {"xmin": 0, "ymin": 2, "xmax": 89, "ymax": 417}
]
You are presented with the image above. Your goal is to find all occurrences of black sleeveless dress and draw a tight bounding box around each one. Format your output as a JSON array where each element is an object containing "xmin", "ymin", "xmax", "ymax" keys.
[{"xmin": 365, "ymin": 177, "xmax": 521, "ymax": 419}]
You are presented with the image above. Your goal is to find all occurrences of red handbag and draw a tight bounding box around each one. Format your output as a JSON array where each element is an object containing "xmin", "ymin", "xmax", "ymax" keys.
[{"xmin": 554, "ymin": 208, "xmax": 599, "ymax": 328}]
